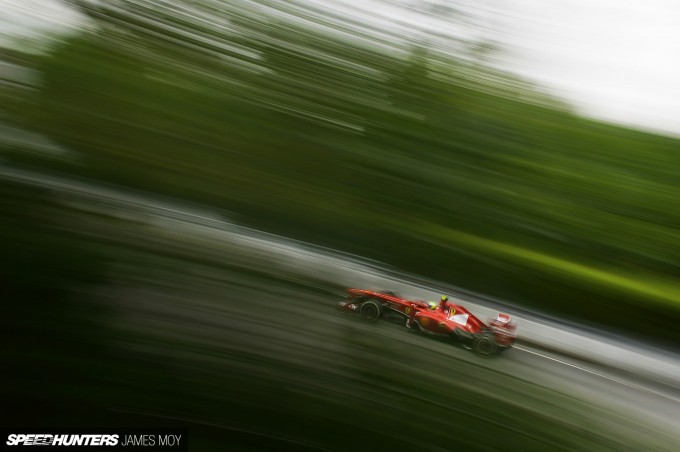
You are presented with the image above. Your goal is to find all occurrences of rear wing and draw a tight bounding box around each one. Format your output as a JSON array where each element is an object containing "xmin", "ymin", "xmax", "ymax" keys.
[
  {"xmin": 489, "ymin": 312, "xmax": 517, "ymax": 337},
  {"xmin": 496, "ymin": 313, "xmax": 512, "ymax": 324}
]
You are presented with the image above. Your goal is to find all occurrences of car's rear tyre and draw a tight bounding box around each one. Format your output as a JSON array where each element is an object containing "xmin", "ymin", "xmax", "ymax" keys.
[
  {"xmin": 473, "ymin": 334, "xmax": 498, "ymax": 356},
  {"xmin": 359, "ymin": 300, "xmax": 382, "ymax": 322}
]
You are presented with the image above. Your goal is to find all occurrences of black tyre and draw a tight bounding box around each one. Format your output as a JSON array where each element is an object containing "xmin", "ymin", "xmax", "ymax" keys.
[
  {"xmin": 472, "ymin": 334, "xmax": 498, "ymax": 357},
  {"xmin": 359, "ymin": 300, "xmax": 382, "ymax": 322}
]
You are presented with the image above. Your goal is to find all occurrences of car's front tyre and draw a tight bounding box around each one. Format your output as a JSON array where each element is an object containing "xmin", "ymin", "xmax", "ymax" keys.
[{"xmin": 359, "ymin": 300, "xmax": 382, "ymax": 322}]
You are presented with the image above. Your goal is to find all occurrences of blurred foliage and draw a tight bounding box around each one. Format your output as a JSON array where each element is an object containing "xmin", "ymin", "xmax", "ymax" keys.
[{"xmin": 3, "ymin": 0, "xmax": 680, "ymax": 343}]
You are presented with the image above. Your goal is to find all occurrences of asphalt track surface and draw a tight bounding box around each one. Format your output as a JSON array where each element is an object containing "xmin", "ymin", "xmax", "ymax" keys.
[{"xmin": 3, "ymin": 164, "xmax": 680, "ymax": 450}]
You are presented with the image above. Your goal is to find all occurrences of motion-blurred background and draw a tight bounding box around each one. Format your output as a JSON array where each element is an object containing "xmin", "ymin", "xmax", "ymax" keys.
[{"xmin": 2, "ymin": 1, "xmax": 679, "ymax": 449}]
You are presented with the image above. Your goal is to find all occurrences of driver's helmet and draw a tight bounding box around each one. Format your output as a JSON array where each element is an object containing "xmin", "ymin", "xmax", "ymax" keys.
[
  {"xmin": 427, "ymin": 301, "xmax": 438, "ymax": 310},
  {"xmin": 439, "ymin": 295, "xmax": 449, "ymax": 307}
]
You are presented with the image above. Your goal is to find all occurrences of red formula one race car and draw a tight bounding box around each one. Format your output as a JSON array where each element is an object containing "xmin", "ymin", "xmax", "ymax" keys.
[{"xmin": 337, "ymin": 289, "xmax": 516, "ymax": 356}]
